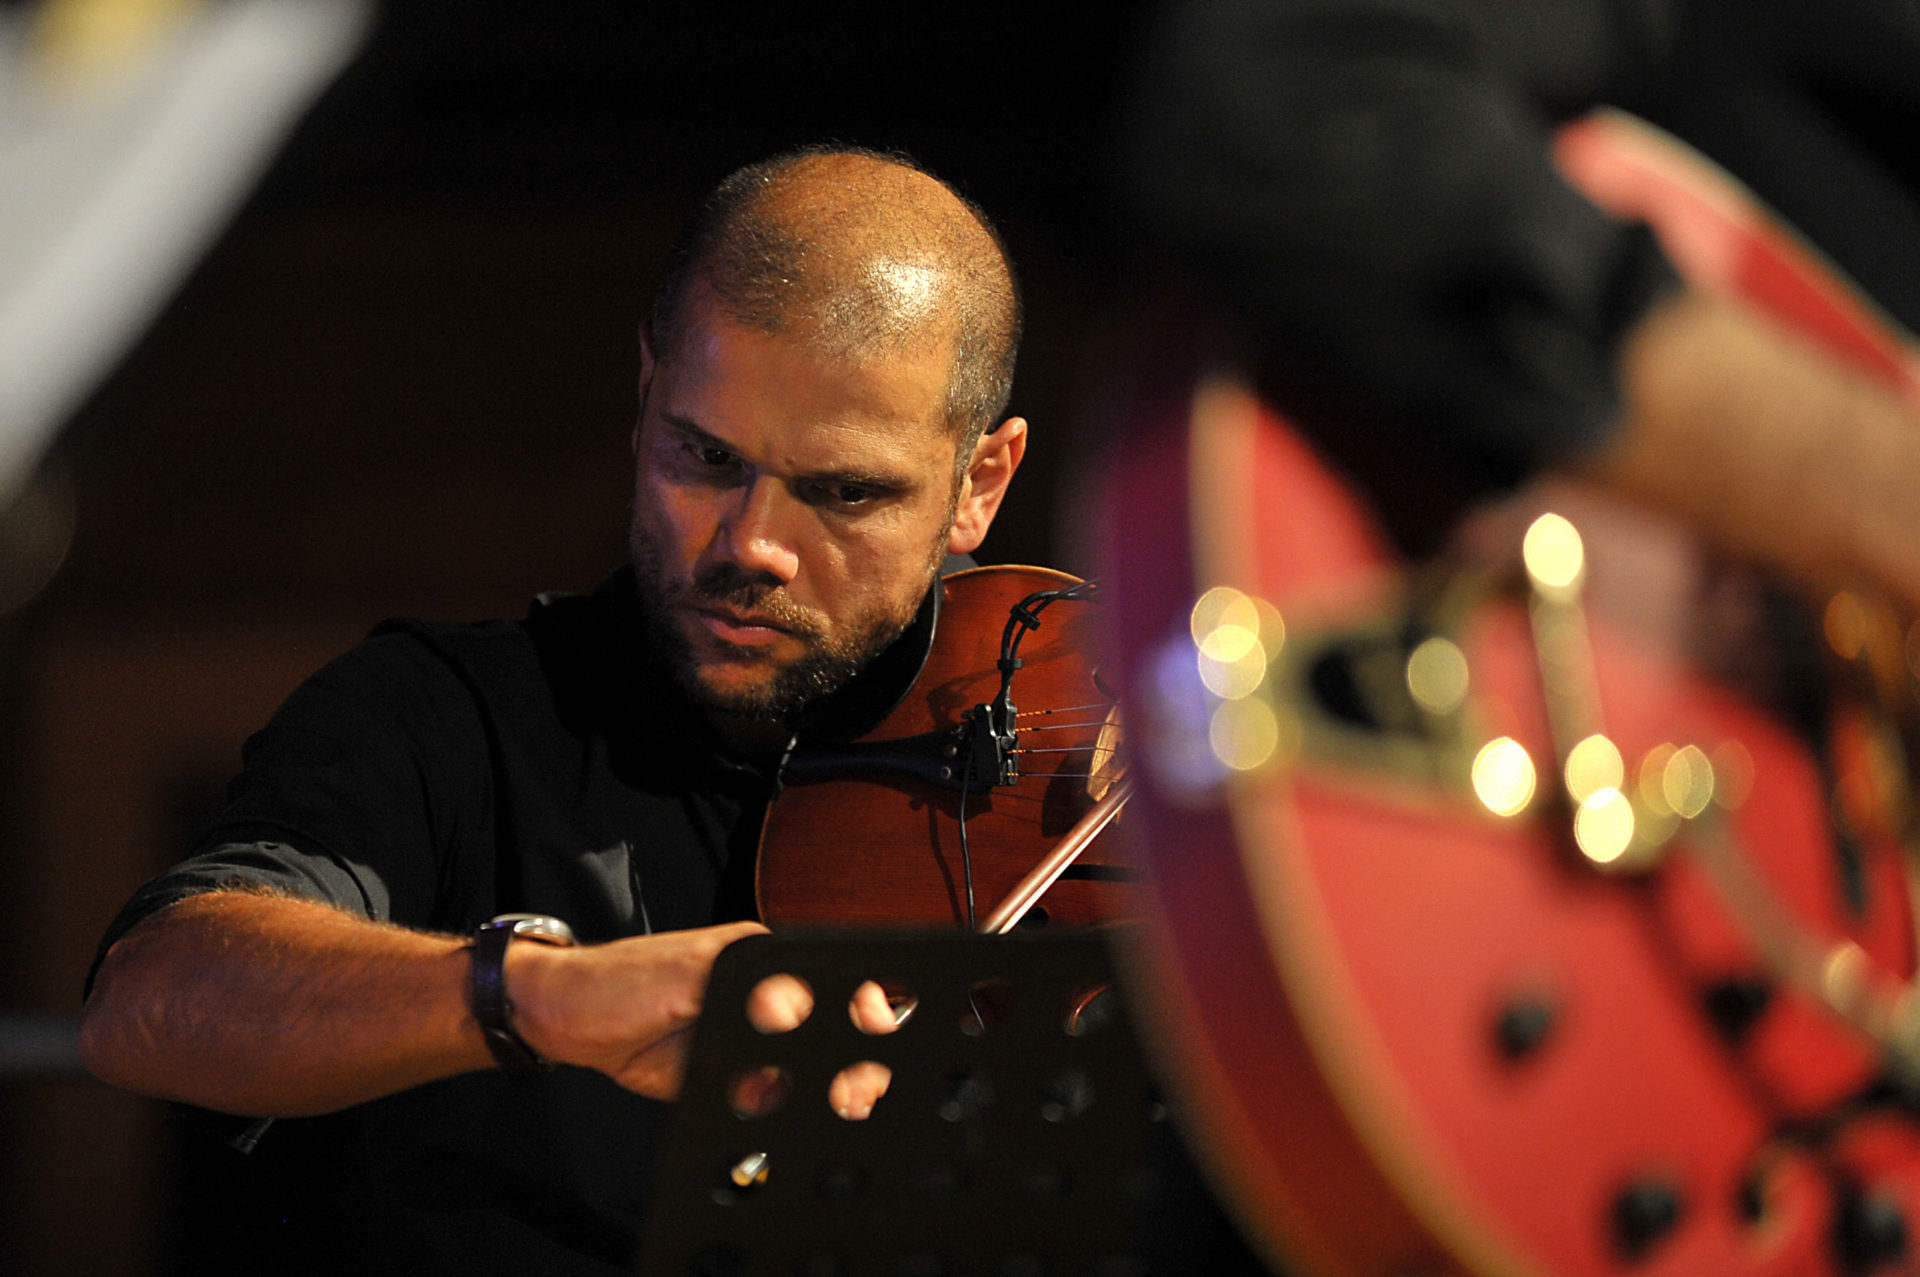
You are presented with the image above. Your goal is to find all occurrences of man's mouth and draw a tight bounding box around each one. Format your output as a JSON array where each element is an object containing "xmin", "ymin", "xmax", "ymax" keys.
[{"xmin": 690, "ymin": 605, "xmax": 795, "ymax": 647}]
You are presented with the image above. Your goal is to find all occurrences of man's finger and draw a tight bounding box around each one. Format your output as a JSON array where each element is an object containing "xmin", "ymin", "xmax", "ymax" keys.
[
  {"xmin": 847, "ymin": 980, "xmax": 901, "ymax": 1035},
  {"xmin": 746, "ymin": 972, "xmax": 815, "ymax": 1034},
  {"xmin": 829, "ymin": 1060, "xmax": 892, "ymax": 1120}
]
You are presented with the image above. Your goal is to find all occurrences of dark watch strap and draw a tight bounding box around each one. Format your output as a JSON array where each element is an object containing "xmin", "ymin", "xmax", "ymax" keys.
[{"xmin": 470, "ymin": 920, "xmax": 546, "ymax": 1072}]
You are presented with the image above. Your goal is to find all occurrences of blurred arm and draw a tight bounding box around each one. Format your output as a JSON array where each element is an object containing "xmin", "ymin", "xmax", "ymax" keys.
[{"xmin": 1600, "ymin": 289, "xmax": 1920, "ymax": 611}]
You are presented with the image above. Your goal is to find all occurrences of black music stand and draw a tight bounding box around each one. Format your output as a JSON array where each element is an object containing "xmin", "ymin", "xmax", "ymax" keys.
[{"xmin": 634, "ymin": 929, "xmax": 1188, "ymax": 1276}]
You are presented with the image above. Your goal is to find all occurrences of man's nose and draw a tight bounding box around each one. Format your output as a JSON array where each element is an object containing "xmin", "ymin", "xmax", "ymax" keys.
[{"xmin": 711, "ymin": 479, "xmax": 800, "ymax": 584}]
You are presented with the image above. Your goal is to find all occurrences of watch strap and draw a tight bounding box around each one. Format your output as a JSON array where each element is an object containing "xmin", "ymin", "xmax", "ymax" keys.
[{"xmin": 470, "ymin": 919, "xmax": 546, "ymax": 1072}]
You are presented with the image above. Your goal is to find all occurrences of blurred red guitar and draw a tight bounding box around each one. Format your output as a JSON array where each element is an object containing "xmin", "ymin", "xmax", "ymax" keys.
[{"xmin": 1101, "ymin": 110, "xmax": 1920, "ymax": 1276}]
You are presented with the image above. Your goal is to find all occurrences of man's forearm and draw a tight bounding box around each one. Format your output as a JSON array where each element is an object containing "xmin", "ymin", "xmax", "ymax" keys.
[
  {"xmin": 80, "ymin": 887, "xmax": 774, "ymax": 1115},
  {"xmin": 1594, "ymin": 289, "xmax": 1920, "ymax": 612},
  {"xmin": 79, "ymin": 890, "xmax": 490, "ymax": 1117}
]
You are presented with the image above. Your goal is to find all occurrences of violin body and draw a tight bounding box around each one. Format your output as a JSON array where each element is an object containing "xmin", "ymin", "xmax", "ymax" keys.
[{"xmin": 756, "ymin": 565, "xmax": 1129, "ymax": 931}]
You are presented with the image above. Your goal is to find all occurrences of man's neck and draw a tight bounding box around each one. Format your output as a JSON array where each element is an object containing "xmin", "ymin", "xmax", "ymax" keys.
[{"xmin": 707, "ymin": 711, "xmax": 795, "ymax": 764}]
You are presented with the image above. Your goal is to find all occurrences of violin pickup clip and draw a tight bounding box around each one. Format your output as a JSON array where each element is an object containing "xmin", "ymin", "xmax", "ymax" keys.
[{"xmin": 962, "ymin": 698, "xmax": 1021, "ymax": 788}]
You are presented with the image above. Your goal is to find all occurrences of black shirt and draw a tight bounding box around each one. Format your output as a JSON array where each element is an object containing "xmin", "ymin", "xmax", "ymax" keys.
[
  {"xmin": 92, "ymin": 568, "xmax": 780, "ymax": 1276},
  {"xmin": 1121, "ymin": 0, "xmax": 1920, "ymax": 527}
]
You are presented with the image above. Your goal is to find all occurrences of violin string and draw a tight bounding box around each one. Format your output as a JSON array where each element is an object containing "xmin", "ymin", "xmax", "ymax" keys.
[
  {"xmin": 1017, "ymin": 719, "xmax": 1114, "ymax": 733},
  {"xmin": 1017, "ymin": 700, "xmax": 1118, "ymax": 718},
  {"xmin": 960, "ymin": 577, "xmax": 1108, "ymax": 933},
  {"xmin": 1010, "ymin": 745, "xmax": 1101, "ymax": 756}
]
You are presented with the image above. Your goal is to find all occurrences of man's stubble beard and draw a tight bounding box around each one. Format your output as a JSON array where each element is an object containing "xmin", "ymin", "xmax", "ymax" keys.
[{"xmin": 628, "ymin": 509, "xmax": 951, "ymax": 721}]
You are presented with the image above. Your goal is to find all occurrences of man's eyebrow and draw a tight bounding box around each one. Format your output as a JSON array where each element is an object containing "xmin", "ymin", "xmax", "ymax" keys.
[
  {"xmin": 660, "ymin": 410, "xmax": 919, "ymax": 491},
  {"xmin": 805, "ymin": 464, "xmax": 915, "ymax": 491},
  {"xmin": 659, "ymin": 411, "xmax": 725, "ymax": 448}
]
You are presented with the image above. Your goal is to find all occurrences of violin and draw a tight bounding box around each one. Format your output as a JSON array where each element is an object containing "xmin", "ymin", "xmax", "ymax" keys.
[{"xmin": 754, "ymin": 565, "xmax": 1132, "ymax": 932}]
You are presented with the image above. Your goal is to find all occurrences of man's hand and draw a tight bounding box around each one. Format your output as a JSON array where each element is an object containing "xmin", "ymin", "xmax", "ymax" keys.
[
  {"xmin": 723, "ymin": 973, "xmax": 901, "ymax": 1120},
  {"xmin": 831, "ymin": 980, "xmax": 901, "ymax": 1121},
  {"xmin": 504, "ymin": 920, "xmax": 767, "ymax": 1099},
  {"xmin": 1599, "ymin": 290, "xmax": 1920, "ymax": 615}
]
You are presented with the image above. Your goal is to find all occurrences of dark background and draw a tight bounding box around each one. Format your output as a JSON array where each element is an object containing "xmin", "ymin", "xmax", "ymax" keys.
[{"xmin": 0, "ymin": 4, "xmax": 1153, "ymax": 1271}]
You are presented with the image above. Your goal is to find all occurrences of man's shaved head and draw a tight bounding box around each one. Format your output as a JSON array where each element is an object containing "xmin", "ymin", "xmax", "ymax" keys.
[{"xmin": 649, "ymin": 147, "xmax": 1022, "ymax": 454}]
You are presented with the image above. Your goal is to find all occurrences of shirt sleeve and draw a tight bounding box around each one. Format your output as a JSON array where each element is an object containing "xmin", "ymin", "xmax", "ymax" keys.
[
  {"xmin": 1120, "ymin": 0, "xmax": 1680, "ymax": 487},
  {"xmin": 86, "ymin": 630, "xmax": 491, "ymax": 990}
]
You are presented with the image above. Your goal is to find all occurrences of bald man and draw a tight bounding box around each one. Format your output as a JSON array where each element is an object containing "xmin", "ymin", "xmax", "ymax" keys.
[{"xmin": 77, "ymin": 148, "xmax": 1029, "ymax": 1276}]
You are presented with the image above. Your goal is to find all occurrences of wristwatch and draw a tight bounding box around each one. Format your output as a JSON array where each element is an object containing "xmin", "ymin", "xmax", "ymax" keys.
[{"xmin": 470, "ymin": 913, "xmax": 577, "ymax": 1072}]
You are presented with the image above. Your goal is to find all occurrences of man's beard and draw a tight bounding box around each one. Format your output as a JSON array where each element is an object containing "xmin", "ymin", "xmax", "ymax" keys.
[{"xmin": 630, "ymin": 521, "xmax": 941, "ymax": 720}]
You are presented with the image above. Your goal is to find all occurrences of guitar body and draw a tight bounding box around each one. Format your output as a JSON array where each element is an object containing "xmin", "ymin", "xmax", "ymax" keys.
[{"xmin": 1099, "ymin": 112, "xmax": 1920, "ymax": 1275}]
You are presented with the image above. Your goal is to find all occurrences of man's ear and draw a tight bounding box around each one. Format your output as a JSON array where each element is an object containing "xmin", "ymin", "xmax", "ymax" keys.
[
  {"xmin": 947, "ymin": 417, "xmax": 1029, "ymax": 556},
  {"xmin": 633, "ymin": 334, "xmax": 658, "ymax": 454}
]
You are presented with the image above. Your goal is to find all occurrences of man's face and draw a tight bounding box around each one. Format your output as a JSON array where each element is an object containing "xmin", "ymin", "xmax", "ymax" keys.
[{"xmin": 629, "ymin": 307, "xmax": 964, "ymax": 720}]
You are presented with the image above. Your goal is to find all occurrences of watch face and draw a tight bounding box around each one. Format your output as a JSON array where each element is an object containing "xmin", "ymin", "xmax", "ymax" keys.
[{"xmin": 490, "ymin": 913, "xmax": 577, "ymax": 946}]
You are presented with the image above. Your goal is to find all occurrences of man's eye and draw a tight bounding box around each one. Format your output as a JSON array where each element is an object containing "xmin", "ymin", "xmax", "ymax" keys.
[
  {"xmin": 805, "ymin": 481, "xmax": 877, "ymax": 508},
  {"xmin": 678, "ymin": 439, "xmax": 738, "ymax": 472}
]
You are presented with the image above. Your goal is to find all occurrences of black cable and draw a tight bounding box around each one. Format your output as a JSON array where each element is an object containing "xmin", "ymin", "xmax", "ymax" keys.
[
  {"xmin": 958, "ymin": 746, "xmax": 976, "ymax": 930},
  {"xmin": 963, "ymin": 578, "xmax": 1101, "ymax": 932}
]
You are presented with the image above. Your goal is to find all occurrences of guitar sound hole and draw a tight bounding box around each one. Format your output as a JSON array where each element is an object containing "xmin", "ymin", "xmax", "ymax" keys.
[
  {"xmin": 1308, "ymin": 637, "xmax": 1425, "ymax": 735},
  {"xmin": 1309, "ymin": 649, "xmax": 1382, "ymax": 731}
]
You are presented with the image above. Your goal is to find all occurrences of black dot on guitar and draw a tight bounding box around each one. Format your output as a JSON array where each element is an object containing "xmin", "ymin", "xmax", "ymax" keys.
[
  {"xmin": 1699, "ymin": 976, "xmax": 1774, "ymax": 1043},
  {"xmin": 1834, "ymin": 1187, "xmax": 1909, "ymax": 1272},
  {"xmin": 1611, "ymin": 1178, "xmax": 1685, "ymax": 1259},
  {"xmin": 1492, "ymin": 995, "xmax": 1558, "ymax": 1061}
]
